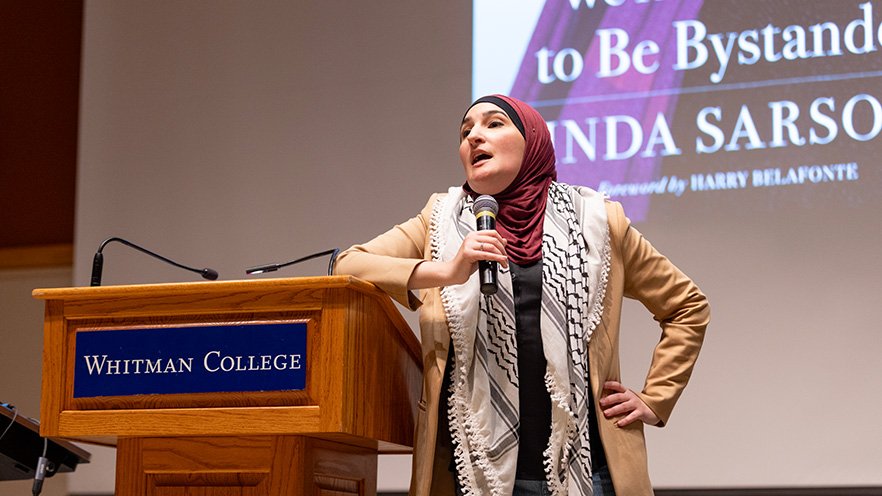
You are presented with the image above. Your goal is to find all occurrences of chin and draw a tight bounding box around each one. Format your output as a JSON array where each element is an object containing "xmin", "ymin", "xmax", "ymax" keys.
[
  {"xmin": 466, "ymin": 177, "xmax": 501, "ymax": 196},
  {"xmin": 471, "ymin": 185, "xmax": 503, "ymax": 196}
]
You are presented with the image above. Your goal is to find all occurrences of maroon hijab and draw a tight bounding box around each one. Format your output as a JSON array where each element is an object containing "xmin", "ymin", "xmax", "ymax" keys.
[{"xmin": 463, "ymin": 95, "xmax": 557, "ymax": 265}]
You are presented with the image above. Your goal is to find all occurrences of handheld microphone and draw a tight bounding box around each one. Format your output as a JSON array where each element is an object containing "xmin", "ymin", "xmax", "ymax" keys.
[
  {"xmin": 473, "ymin": 195, "xmax": 499, "ymax": 296},
  {"xmin": 245, "ymin": 248, "xmax": 340, "ymax": 276},
  {"xmin": 90, "ymin": 237, "xmax": 219, "ymax": 286}
]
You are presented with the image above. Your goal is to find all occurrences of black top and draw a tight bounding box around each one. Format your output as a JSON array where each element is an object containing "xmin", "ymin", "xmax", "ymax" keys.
[{"xmin": 510, "ymin": 260, "xmax": 552, "ymax": 480}]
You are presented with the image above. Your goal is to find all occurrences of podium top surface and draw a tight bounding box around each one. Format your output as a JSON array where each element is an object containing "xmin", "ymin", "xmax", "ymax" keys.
[{"xmin": 33, "ymin": 275, "xmax": 377, "ymax": 300}]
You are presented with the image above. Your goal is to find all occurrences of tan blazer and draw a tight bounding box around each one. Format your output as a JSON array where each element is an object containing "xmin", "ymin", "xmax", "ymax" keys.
[{"xmin": 334, "ymin": 188, "xmax": 709, "ymax": 496}]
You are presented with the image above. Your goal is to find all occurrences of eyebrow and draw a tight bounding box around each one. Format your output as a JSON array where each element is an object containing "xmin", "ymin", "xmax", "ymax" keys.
[{"xmin": 461, "ymin": 109, "xmax": 509, "ymax": 127}]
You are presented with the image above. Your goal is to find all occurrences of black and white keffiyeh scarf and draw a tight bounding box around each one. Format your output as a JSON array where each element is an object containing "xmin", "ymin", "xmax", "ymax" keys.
[{"xmin": 431, "ymin": 182, "xmax": 611, "ymax": 496}]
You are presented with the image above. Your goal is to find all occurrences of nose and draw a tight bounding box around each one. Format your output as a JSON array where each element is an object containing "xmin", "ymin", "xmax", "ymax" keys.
[{"xmin": 467, "ymin": 126, "xmax": 486, "ymax": 145}]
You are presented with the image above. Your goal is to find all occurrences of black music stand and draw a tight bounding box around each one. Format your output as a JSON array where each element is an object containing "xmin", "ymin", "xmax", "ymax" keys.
[{"xmin": 0, "ymin": 404, "xmax": 90, "ymax": 481}]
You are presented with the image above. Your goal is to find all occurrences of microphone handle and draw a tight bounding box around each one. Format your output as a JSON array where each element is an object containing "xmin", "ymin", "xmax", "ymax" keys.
[{"xmin": 476, "ymin": 214, "xmax": 498, "ymax": 295}]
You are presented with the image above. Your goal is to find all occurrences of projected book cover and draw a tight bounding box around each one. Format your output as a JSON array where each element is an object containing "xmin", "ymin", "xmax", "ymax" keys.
[{"xmin": 473, "ymin": 0, "xmax": 881, "ymax": 222}]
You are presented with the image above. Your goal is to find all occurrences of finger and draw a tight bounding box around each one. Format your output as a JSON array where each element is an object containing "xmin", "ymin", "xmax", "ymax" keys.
[
  {"xmin": 605, "ymin": 401, "xmax": 636, "ymax": 423},
  {"xmin": 473, "ymin": 236, "xmax": 509, "ymax": 267},
  {"xmin": 602, "ymin": 399, "xmax": 635, "ymax": 418},
  {"xmin": 475, "ymin": 243, "xmax": 508, "ymax": 263},
  {"xmin": 474, "ymin": 230, "xmax": 505, "ymax": 244},
  {"xmin": 600, "ymin": 383, "xmax": 630, "ymax": 400},
  {"xmin": 476, "ymin": 229, "xmax": 505, "ymax": 239},
  {"xmin": 600, "ymin": 394, "xmax": 634, "ymax": 413},
  {"xmin": 598, "ymin": 392, "xmax": 613, "ymax": 407},
  {"xmin": 469, "ymin": 237, "xmax": 495, "ymax": 255},
  {"xmin": 602, "ymin": 406, "xmax": 620, "ymax": 418},
  {"xmin": 603, "ymin": 381, "xmax": 626, "ymax": 393},
  {"xmin": 614, "ymin": 411, "xmax": 638, "ymax": 428},
  {"xmin": 483, "ymin": 235, "xmax": 508, "ymax": 256},
  {"xmin": 475, "ymin": 231, "xmax": 508, "ymax": 251},
  {"xmin": 477, "ymin": 237, "xmax": 505, "ymax": 255}
]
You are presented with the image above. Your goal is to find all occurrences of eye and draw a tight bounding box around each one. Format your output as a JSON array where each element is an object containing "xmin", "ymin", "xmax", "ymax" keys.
[
  {"xmin": 460, "ymin": 127, "xmax": 471, "ymax": 139},
  {"xmin": 488, "ymin": 120, "xmax": 504, "ymax": 128}
]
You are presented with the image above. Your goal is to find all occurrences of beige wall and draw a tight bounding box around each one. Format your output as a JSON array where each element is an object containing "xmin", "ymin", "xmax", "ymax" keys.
[{"xmin": 0, "ymin": 267, "xmax": 73, "ymax": 496}]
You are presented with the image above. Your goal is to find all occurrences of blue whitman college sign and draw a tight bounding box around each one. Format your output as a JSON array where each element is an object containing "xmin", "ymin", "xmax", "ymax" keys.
[{"xmin": 73, "ymin": 322, "xmax": 307, "ymax": 398}]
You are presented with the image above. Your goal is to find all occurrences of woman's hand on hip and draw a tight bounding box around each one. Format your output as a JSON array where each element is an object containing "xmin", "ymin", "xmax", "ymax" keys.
[
  {"xmin": 599, "ymin": 381, "xmax": 660, "ymax": 427},
  {"xmin": 407, "ymin": 230, "xmax": 507, "ymax": 290}
]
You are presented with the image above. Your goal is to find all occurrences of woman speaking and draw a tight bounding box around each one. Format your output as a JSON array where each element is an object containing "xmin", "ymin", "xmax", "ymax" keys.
[{"xmin": 334, "ymin": 95, "xmax": 709, "ymax": 496}]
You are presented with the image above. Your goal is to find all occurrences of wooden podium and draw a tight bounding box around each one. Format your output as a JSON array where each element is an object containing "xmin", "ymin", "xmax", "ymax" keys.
[{"xmin": 34, "ymin": 276, "xmax": 422, "ymax": 496}]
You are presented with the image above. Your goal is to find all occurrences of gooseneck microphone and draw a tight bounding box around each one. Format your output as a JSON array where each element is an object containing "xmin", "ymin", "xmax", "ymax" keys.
[
  {"xmin": 90, "ymin": 237, "xmax": 219, "ymax": 286},
  {"xmin": 245, "ymin": 248, "xmax": 340, "ymax": 277},
  {"xmin": 473, "ymin": 195, "xmax": 499, "ymax": 296}
]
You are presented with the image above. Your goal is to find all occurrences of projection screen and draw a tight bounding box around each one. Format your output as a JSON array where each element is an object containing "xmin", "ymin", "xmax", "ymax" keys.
[{"xmin": 474, "ymin": 0, "xmax": 882, "ymax": 488}]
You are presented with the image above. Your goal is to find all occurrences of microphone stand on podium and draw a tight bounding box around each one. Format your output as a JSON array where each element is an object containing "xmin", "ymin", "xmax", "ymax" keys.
[
  {"xmin": 246, "ymin": 248, "xmax": 339, "ymax": 277},
  {"xmin": 89, "ymin": 237, "xmax": 218, "ymax": 286}
]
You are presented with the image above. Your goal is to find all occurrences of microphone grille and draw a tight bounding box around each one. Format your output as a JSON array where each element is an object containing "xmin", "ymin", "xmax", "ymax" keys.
[{"xmin": 473, "ymin": 195, "xmax": 498, "ymax": 215}]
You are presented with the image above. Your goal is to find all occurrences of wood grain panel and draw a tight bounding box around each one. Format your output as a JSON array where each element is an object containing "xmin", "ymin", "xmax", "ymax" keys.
[
  {"xmin": 40, "ymin": 299, "xmax": 65, "ymax": 436},
  {"xmin": 56, "ymin": 406, "xmax": 321, "ymax": 439},
  {"xmin": 120, "ymin": 437, "xmax": 274, "ymax": 496},
  {"xmin": 305, "ymin": 438, "xmax": 376, "ymax": 496},
  {"xmin": 141, "ymin": 437, "xmax": 274, "ymax": 471},
  {"xmin": 56, "ymin": 285, "xmax": 325, "ymax": 320},
  {"xmin": 149, "ymin": 472, "xmax": 267, "ymax": 487},
  {"xmin": 336, "ymin": 287, "xmax": 421, "ymax": 448}
]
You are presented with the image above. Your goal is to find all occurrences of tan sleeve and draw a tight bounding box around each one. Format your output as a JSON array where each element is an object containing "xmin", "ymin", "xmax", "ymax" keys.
[
  {"xmin": 333, "ymin": 194, "xmax": 441, "ymax": 310},
  {"xmin": 608, "ymin": 201, "xmax": 710, "ymax": 426}
]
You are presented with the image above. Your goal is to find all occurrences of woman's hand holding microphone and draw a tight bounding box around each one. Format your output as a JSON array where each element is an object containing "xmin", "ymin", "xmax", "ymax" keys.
[{"xmin": 407, "ymin": 230, "xmax": 508, "ymax": 290}]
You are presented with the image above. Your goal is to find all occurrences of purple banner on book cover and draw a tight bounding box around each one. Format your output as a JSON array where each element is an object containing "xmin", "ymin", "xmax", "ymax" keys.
[{"xmin": 73, "ymin": 322, "xmax": 307, "ymax": 398}]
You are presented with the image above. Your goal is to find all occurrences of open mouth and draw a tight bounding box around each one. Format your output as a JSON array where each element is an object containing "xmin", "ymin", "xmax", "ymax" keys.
[{"xmin": 472, "ymin": 153, "xmax": 492, "ymax": 165}]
